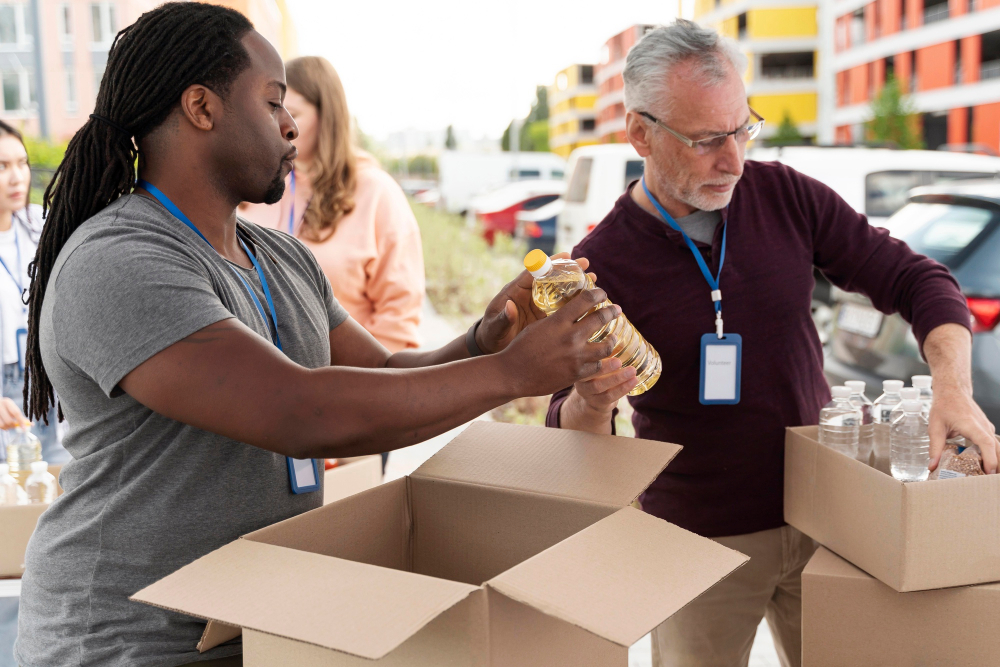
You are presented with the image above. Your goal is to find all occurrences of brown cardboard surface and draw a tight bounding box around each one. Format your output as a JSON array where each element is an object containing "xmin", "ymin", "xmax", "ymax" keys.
[
  {"xmin": 0, "ymin": 464, "xmax": 63, "ymax": 577},
  {"xmin": 410, "ymin": 476, "xmax": 617, "ymax": 585},
  {"xmin": 323, "ymin": 455, "xmax": 382, "ymax": 505},
  {"xmin": 132, "ymin": 539, "xmax": 478, "ymax": 660},
  {"xmin": 784, "ymin": 426, "xmax": 1000, "ymax": 591},
  {"xmin": 412, "ymin": 422, "xmax": 680, "ymax": 507},
  {"xmin": 802, "ymin": 548, "xmax": 1000, "ymax": 667},
  {"xmin": 488, "ymin": 507, "xmax": 749, "ymax": 647}
]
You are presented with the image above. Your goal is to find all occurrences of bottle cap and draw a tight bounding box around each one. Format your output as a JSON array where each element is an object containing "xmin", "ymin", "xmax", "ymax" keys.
[
  {"xmin": 831, "ymin": 386, "xmax": 852, "ymax": 398},
  {"xmin": 912, "ymin": 375, "xmax": 932, "ymax": 388},
  {"xmin": 899, "ymin": 387, "xmax": 920, "ymax": 400},
  {"xmin": 845, "ymin": 380, "xmax": 866, "ymax": 394},
  {"xmin": 883, "ymin": 380, "xmax": 904, "ymax": 393},
  {"xmin": 902, "ymin": 400, "xmax": 922, "ymax": 413},
  {"xmin": 523, "ymin": 250, "xmax": 553, "ymax": 278},
  {"xmin": 30, "ymin": 461, "xmax": 47, "ymax": 473}
]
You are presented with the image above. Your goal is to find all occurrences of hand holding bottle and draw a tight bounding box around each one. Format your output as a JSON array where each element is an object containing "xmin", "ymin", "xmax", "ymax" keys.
[{"xmin": 0, "ymin": 397, "xmax": 30, "ymax": 430}]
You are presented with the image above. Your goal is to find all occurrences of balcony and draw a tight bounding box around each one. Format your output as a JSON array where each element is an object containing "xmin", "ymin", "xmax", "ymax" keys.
[
  {"xmin": 981, "ymin": 60, "xmax": 1000, "ymax": 80},
  {"xmin": 923, "ymin": 4, "xmax": 950, "ymax": 24}
]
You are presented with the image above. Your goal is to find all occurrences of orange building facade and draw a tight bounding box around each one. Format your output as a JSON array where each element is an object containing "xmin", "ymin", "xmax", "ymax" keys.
[
  {"xmin": 595, "ymin": 24, "xmax": 655, "ymax": 144},
  {"xmin": 830, "ymin": 0, "xmax": 1000, "ymax": 151}
]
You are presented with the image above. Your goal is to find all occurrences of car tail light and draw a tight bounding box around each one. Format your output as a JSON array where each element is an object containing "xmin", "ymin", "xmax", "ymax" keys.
[
  {"xmin": 586, "ymin": 223, "xmax": 597, "ymax": 233},
  {"xmin": 968, "ymin": 297, "xmax": 1000, "ymax": 333},
  {"xmin": 524, "ymin": 221, "xmax": 543, "ymax": 238}
]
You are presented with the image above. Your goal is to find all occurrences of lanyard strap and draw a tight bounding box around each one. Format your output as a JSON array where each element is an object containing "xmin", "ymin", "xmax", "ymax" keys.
[
  {"xmin": 287, "ymin": 169, "xmax": 296, "ymax": 236},
  {"xmin": 0, "ymin": 221, "xmax": 23, "ymax": 296},
  {"xmin": 137, "ymin": 180, "xmax": 283, "ymax": 351},
  {"xmin": 641, "ymin": 177, "xmax": 728, "ymax": 338}
]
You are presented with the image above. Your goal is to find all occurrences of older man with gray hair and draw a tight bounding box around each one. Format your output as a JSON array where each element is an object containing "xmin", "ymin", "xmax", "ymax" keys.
[{"xmin": 546, "ymin": 19, "xmax": 994, "ymax": 667}]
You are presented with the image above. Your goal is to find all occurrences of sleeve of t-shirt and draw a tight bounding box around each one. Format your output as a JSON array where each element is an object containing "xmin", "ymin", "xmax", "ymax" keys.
[{"xmin": 52, "ymin": 227, "xmax": 237, "ymax": 396}]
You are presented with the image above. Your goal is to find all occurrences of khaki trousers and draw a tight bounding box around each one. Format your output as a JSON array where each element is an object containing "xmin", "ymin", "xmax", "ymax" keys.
[{"xmin": 651, "ymin": 525, "xmax": 817, "ymax": 667}]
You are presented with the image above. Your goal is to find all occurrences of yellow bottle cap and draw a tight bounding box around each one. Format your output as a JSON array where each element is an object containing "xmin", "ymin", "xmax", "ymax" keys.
[{"xmin": 524, "ymin": 249, "xmax": 549, "ymax": 272}]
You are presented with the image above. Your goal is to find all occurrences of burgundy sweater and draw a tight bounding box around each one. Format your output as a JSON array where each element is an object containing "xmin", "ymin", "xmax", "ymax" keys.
[{"xmin": 546, "ymin": 160, "xmax": 971, "ymax": 537}]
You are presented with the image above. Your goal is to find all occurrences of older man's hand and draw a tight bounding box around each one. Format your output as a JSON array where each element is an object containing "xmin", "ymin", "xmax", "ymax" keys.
[{"xmin": 928, "ymin": 381, "xmax": 998, "ymax": 472}]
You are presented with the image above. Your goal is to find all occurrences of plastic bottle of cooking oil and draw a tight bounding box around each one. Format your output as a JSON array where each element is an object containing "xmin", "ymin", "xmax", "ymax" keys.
[
  {"xmin": 523, "ymin": 250, "xmax": 661, "ymax": 396},
  {"xmin": 24, "ymin": 461, "xmax": 57, "ymax": 504},
  {"xmin": 6, "ymin": 426, "xmax": 41, "ymax": 487}
]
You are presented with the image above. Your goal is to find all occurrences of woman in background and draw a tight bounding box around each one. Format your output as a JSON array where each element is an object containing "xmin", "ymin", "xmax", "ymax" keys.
[{"xmin": 240, "ymin": 56, "xmax": 424, "ymax": 352}]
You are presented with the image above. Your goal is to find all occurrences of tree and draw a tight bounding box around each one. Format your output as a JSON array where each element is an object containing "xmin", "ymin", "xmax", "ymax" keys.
[
  {"xmin": 867, "ymin": 75, "xmax": 923, "ymax": 149},
  {"xmin": 769, "ymin": 111, "xmax": 804, "ymax": 146},
  {"xmin": 501, "ymin": 86, "xmax": 551, "ymax": 152},
  {"xmin": 444, "ymin": 125, "xmax": 457, "ymax": 150}
]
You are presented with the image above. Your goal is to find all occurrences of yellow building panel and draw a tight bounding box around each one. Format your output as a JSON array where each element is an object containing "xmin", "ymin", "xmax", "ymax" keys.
[
  {"xmin": 748, "ymin": 7, "xmax": 817, "ymax": 39},
  {"xmin": 719, "ymin": 16, "xmax": 738, "ymax": 40},
  {"xmin": 574, "ymin": 94, "xmax": 597, "ymax": 110},
  {"xmin": 694, "ymin": 0, "xmax": 715, "ymax": 19},
  {"xmin": 748, "ymin": 92, "xmax": 817, "ymax": 124}
]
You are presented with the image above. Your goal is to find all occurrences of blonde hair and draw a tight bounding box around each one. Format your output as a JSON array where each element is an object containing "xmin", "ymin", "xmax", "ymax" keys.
[{"xmin": 286, "ymin": 56, "xmax": 357, "ymax": 240}]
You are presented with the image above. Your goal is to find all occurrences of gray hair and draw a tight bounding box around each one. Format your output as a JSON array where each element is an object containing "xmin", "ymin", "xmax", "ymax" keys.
[{"xmin": 623, "ymin": 20, "xmax": 747, "ymax": 116}]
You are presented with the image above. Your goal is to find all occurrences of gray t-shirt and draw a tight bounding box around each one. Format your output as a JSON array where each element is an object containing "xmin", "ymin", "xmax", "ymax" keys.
[
  {"xmin": 675, "ymin": 208, "xmax": 722, "ymax": 245},
  {"xmin": 16, "ymin": 194, "xmax": 348, "ymax": 667}
]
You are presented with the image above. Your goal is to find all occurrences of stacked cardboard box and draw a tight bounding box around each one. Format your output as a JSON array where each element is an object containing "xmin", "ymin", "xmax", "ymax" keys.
[
  {"xmin": 135, "ymin": 422, "xmax": 750, "ymax": 666},
  {"xmin": 785, "ymin": 426, "xmax": 1000, "ymax": 666}
]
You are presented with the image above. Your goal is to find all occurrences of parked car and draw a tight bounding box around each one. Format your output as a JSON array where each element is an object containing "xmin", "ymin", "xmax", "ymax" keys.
[
  {"xmin": 469, "ymin": 179, "xmax": 565, "ymax": 244},
  {"xmin": 515, "ymin": 199, "xmax": 563, "ymax": 255},
  {"xmin": 438, "ymin": 151, "xmax": 565, "ymax": 216},
  {"xmin": 824, "ymin": 181, "xmax": 1000, "ymax": 424},
  {"xmin": 555, "ymin": 144, "xmax": 645, "ymax": 253}
]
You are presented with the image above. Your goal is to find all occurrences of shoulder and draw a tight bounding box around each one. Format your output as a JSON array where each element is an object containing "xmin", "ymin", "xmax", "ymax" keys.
[
  {"xmin": 741, "ymin": 159, "xmax": 835, "ymax": 198},
  {"xmin": 355, "ymin": 154, "xmax": 406, "ymax": 199}
]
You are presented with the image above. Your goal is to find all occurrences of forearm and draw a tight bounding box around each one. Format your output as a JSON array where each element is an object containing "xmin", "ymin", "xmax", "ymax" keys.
[
  {"xmin": 923, "ymin": 323, "xmax": 974, "ymax": 393},
  {"xmin": 558, "ymin": 389, "xmax": 615, "ymax": 435},
  {"xmin": 386, "ymin": 334, "xmax": 468, "ymax": 368}
]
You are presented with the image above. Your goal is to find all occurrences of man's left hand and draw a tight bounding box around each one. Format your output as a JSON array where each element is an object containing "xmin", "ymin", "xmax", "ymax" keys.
[
  {"xmin": 475, "ymin": 253, "xmax": 592, "ymax": 354},
  {"xmin": 929, "ymin": 382, "xmax": 998, "ymax": 473}
]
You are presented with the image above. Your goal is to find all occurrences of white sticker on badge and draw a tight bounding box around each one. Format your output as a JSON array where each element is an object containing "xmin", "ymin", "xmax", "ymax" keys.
[
  {"xmin": 290, "ymin": 457, "xmax": 317, "ymax": 488},
  {"xmin": 704, "ymin": 344, "xmax": 737, "ymax": 400}
]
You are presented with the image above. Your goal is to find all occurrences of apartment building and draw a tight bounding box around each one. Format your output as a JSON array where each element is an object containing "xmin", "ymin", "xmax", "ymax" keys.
[
  {"xmin": 595, "ymin": 24, "xmax": 655, "ymax": 143},
  {"xmin": 0, "ymin": 0, "xmax": 295, "ymax": 141},
  {"xmin": 548, "ymin": 64, "xmax": 599, "ymax": 158},
  {"xmin": 826, "ymin": 0, "xmax": 1000, "ymax": 150},
  {"xmin": 695, "ymin": 0, "xmax": 821, "ymax": 141}
]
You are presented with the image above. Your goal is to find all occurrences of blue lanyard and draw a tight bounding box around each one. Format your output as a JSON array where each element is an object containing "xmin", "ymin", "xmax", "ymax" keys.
[
  {"xmin": 137, "ymin": 180, "xmax": 283, "ymax": 351},
  {"xmin": 0, "ymin": 220, "xmax": 24, "ymax": 296},
  {"xmin": 287, "ymin": 169, "xmax": 296, "ymax": 236},
  {"xmin": 641, "ymin": 177, "xmax": 728, "ymax": 337}
]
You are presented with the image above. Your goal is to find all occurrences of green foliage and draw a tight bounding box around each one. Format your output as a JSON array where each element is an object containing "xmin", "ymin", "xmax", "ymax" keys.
[
  {"xmin": 386, "ymin": 154, "xmax": 438, "ymax": 176},
  {"xmin": 501, "ymin": 86, "xmax": 551, "ymax": 152},
  {"xmin": 867, "ymin": 75, "xmax": 923, "ymax": 149},
  {"xmin": 527, "ymin": 86, "xmax": 548, "ymax": 122},
  {"xmin": 444, "ymin": 125, "xmax": 457, "ymax": 150},
  {"xmin": 23, "ymin": 136, "xmax": 67, "ymax": 205},
  {"xmin": 769, "ymin": 112, "xmax": 805, "ymax": 146}
]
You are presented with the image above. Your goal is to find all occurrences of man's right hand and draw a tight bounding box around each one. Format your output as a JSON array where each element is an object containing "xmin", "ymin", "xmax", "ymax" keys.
[
  {"xmin": 560, "ymin": 362, "xmax": 639, "ymax": 434},
  {"xmin": 501, "ymin": 286, "xmax": 624, "ymax": 397}
]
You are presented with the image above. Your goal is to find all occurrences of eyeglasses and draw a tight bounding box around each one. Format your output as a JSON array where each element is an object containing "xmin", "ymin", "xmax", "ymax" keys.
[{"xmin": 639, "ymin": 108, "xmax": 765, "ymax": 155}]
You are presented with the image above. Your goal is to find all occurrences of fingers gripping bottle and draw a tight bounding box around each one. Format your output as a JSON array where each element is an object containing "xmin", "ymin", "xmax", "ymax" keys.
[{"xmin": 523, "ymin": 250, "xmax": 661, "ymax": 396}]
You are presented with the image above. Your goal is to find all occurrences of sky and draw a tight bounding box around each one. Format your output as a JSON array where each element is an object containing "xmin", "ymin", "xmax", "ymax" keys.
[{"xmin": 286, "ymin": 0, "xmax": 680, "ymax": 143}]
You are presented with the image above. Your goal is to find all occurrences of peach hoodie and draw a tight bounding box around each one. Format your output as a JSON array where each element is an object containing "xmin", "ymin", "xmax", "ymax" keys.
[{"xmin": 239, "ymin": 152, "xmax": 424, "ymax": 352}]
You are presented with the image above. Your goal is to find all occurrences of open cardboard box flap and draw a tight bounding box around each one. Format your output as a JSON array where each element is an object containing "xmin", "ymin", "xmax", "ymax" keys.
[
  {"xmin": 412, "ymin": 422, "xmax": 681, "ymax": 507},
  {"xmin": 131, "ymin": 539, "xmax": 479, "ymax": 660},
  {"xmin": 486, "ymin": 507, "xmax": 749, "ymax": 647}
]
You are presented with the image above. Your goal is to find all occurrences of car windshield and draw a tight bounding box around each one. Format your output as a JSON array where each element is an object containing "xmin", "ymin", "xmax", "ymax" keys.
[
  {"xmin": 886, "ymin": 202, "xmax": 995, "ymax": 267},
  {"xmin": 865, "ymin": 171, "xmax": 996, "ymax": 218}
]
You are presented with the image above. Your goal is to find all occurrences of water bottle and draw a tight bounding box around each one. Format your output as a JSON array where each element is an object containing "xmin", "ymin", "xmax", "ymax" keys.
[
  {"xmin": 872, "ymin": 380, "xmax": 904, "ymax": 474},
  {"xmin": 24, "ymin": 461, "xmax": 57, "ymax": 504},
  {"xmin": 845, "ymin": 381, "xmax": 875, "ymax": 464},
  {"xmin": 6, "ymin": 426, "xmax": 41, "ymax": 487},
  {"xmin": 912, "ymin": 375, "xmax": 933, "ymax": 415},
  {"xmin": 890, "ymin": 400, "xmax": 930, "ymax": 482},
  {"xmin": 523, "ymin": 250, "xmax": 661, "ymax": 395},
  {"xmin": 818, "ymin": 386, "xmax": 861, "ymax": 458},
  {"xmin": 0, "ymin": 463, "xmax": 26, "ymax": 506}
]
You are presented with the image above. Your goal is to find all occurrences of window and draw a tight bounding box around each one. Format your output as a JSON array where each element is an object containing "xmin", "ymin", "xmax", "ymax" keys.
[
  {"xmin": 760, "ymin": 52, "xmax": 814, "ymax": 79},
  {"xmin": 887, "ymin": 202, "xmax": 994, "ymax": 267},
  {"xmin": 924, "ymin": 0, "xmax": 950, "ymax": 24},
  {"xmin": 850, "ymin": 9, "xmax": 865, "ymax": 46},
  {"xmin": 65, "ymin": 70, "xmax": 77, "ymax": 114},
  {"xmin": 93, "ymin": 65, "xmax": 105, "ymax": 99},
  {"xmin": 581, "ymin": 118, "xmax": 596, "ymax": 132},
  {"xmin": 737, "ymin": 13, "xmax": 747, "ymax": 40},
  {"xmin": 866, "ymin": 171, "xmax": 997, "ymax": 217},
  {"xmin": 0, "ymin": 6, "xmax": 16, "ymax": 44},
  {"xmin": 1, "ymin": 68, "xmax": 33, "ymax": 112},
  {"xmin": 580, "ymin": 65, "xmax": 594, "ymax": 85},
  {"xmin": 90, "ymin": 2, "xmax": 117, "ymax": 45},
  {"xmin": 566, "ymin": 157, "xmax": 593, "ymax": 203},
  {"xmin": 59, "ymin": 4, "xmax": 72, "ymax": 44},
  {"xmin": 624, "ymin": 160, "xmax": 644, "ymax": 189},
  {"xmin": 0, "ymin": 3, "xmax": 31, "ymax": 46}
]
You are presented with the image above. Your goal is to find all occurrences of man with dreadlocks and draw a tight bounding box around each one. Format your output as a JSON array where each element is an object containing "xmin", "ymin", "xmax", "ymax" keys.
[{"xmin": 14, "ymin": 4, "xmax": 622, "ymax": 666}]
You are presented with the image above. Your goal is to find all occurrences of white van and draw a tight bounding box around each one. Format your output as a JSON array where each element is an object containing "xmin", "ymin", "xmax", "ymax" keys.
[
  {"xmin": 556, "ymin": 144, "xmax": 645, "ymax": 253},
  {"xmin": 438, "ymin": 151, "xmax": 566, "ymax": 216}
]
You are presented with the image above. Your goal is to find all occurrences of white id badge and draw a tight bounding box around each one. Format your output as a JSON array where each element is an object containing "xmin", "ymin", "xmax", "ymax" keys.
[
  {"xmin": 699, "ymin": 333, "xmax": 742, "ymax": 405},
  {"xmin": 287, "ymin": 457, "xmax": 320, "ymax": 494},
  {"xmin": 16, "ymin": 327, "xmax": 27, "ymax": 372}
]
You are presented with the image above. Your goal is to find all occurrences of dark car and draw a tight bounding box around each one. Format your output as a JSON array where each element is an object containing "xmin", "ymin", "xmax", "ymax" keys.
[
  {"xmin": 515, "ymin": 199, "xmax": 562, "ymax": 255},
  {"xmin": 824, "ymin": 182, "xmax": 1000, "ymax": 424}
]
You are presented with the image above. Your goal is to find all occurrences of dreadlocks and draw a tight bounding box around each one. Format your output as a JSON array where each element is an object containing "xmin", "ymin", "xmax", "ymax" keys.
[{"xmin": 24, "ymin": 2, "xmax": 254, "ymax": 422}]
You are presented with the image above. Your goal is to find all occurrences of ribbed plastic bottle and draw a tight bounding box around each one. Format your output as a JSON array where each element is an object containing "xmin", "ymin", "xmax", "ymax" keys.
[
  {"xmin": 872, "ymin": 380, "xmax": 905, "ymax": 474},
  {"xmin": 24, "ymin": 461, "xmax": 57, "ymax": 504},
  {"xmin": 523, "ymin": 250, "xmax": 661, "ymax": 396},
  {"xmin": 845, "ymin": 381, "xmax": 875, "ymax": 464},
  {"xmin": 0, "ymin": 463, "xmax": 26, "ymax": 506},
  {"xmin": 5, "ymin": 427, "xmax": 41, "ymax": 487},
  {"xmin": 890, "ymin": 400, "xmax": 930, "ymax": 482},
  {"xmin": 912, "ymin": 375, "xmax": 933, "ymax": 415},
  {"xmin": 818, "ymin": 386, "xmax": 861, "ymax": 458}
]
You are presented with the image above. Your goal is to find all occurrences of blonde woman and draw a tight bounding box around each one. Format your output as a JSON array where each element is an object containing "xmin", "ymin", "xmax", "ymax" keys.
[{"xmin": 240, "ymin": 57, "xmax": 424, "ymax": 352}]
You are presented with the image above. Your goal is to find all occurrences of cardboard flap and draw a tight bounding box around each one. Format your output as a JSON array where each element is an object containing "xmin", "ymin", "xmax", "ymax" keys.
[
  {"xmin": 132, "ymin": 539, "xmax": 479, "ymax": 660},
  {"xmin": 412, "ymin": 422, "xmax": 680, "ymax": 507},
  {"xmin": 486, "ymin": 507, "xmax": 748, "ymax": 646}
]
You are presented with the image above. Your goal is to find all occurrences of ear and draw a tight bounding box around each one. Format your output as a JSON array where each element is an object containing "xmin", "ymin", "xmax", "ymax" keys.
[
  {"xmin": 625, "ymin": 110, "xmax": 652, "ymax": 158},
  {"xmin": 178, "ymin": 84, "xmax": 221, "ymax": 132}
]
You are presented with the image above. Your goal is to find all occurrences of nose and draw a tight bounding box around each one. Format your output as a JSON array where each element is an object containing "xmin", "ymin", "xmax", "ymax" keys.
[
  {"xmin": 715, "ymin": 134, "xmax": 744, "ymax": 176},
  {"xmin": 282, "ymin": 109, "xmax": 299, "ymax": 142}
]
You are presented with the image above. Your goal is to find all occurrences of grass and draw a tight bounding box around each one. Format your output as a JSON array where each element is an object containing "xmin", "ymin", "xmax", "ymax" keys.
[{"xmin": 411, "ymin": 199, "xmax": 635, "ymax": 435}]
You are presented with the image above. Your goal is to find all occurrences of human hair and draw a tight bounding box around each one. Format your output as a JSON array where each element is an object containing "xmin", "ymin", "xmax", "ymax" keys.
[
  {"xmin": 285, "ymin": 56, "xmax": 357, "ymax": 240},
  {"xmin": 0, "ymin": 119, "xmax": 31, "ymax": 216},
  {"xmin": 623, "ymin": 19, "xmax": 747, "ymax": 117},
  {"xmin": 24, "ymin": 2, "xmax": 254, "ymax": 422}
]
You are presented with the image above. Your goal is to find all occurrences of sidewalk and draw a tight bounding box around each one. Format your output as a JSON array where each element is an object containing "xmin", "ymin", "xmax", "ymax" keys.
[{"xmin": 390, "ymin": 298, "xmax": 782, "ymax": 666}]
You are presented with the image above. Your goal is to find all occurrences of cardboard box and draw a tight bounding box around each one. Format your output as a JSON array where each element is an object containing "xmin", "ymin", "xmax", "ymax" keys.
[
  {"xmin": 323, "ymin": 455, "xmax": 382, "ymax": 505},
  {"xmin": 134, "ymin": 422, "xmax": 749, "ymax": 666},
  {"xmin": 785, "ymin": 426, "xmax": 1000, "ymax": 592},
  {"xmin": 803, "ymin": 547, "xmax": 1000, "ymax": 667},
  {"xmin": 0, "ymin": 464, "xmax": 62, "ymax": 577}
]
